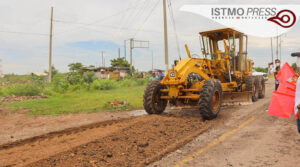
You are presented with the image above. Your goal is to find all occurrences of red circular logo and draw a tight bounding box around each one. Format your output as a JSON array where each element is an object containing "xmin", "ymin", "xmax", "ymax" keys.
[{"xmin": 267, "ymin": 9, "xmax": 296, "ymax": 28}]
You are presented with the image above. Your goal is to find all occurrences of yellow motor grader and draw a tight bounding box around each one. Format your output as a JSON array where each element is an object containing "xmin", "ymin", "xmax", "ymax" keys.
[{"xmin": 143, "ymin": 28, "xmax": 265, "ymax": 120}]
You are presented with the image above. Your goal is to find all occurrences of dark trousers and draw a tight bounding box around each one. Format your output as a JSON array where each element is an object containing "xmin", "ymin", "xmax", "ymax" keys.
[
  {"xmin": 275, "ymin": 83, "xmax": 279, "ymax": 91},
  {"xmin": 297, "ymin": 119, "xmax": 300, "ymax": 133}
]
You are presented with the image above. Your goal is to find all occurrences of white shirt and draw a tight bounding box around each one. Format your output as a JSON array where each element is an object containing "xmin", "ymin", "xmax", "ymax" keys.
[
  {"xmin": 268, "ymin": 66, "xmax": 276, "ymax": 75},
  {"xmin": 294, "ymin": 77, "xmax": 300, "ymax": 115}
]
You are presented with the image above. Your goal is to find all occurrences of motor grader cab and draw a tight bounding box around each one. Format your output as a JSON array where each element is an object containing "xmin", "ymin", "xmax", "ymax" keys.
[{"xmin": 143, "ymin": 28, "xmax": 265, "ymax": 120}]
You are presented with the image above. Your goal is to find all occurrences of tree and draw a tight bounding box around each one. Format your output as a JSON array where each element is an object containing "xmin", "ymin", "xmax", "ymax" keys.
[
  {"xmin": 253, "ymin": 67, "xmax": 268, "ymax": 73},
  {"xmin": 44, "ymin": 65, "xmax": 58, "ymax": 77},
  {"xmin": 110, "ymin": 57, "xmax": 130, "ymax": 67},
  {"xmin": 68, "ymin": 62, "xmax": 83, "ymax": 72}
]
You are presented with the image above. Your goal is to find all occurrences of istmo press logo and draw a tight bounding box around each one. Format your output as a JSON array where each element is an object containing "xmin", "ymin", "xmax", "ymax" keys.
[{"xmin": 180, "ymin": 5, "xmax": 300, "ymax": 37}]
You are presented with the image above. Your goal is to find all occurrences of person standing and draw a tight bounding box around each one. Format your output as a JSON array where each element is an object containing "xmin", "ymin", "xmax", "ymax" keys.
[
  {"xmin": 268, "ymin": 59, "xmax": 281, "ymax": 90},
  {"xmin": 292, "ymin": 52, "xmax": 300, "ymax": 133},
  {"xmin": 295, "ymin": 76, "xmax": 300, "ymax": 133},
  {"xmin": 149, "ymin": 72, "xmax": 157, "ymax": 81},
  {"xmin": 158, "ymin": 70, "xmax": 164, "ymax": 80}
]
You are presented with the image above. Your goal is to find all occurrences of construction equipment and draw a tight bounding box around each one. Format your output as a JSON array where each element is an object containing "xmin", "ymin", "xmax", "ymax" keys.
[{"xmin": 143, "ymin": 28, "xmax": 265, "ymax": 120}]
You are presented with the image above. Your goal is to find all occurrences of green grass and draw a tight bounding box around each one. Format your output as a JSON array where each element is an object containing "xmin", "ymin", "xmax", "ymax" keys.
[
  {"xmin": 0, "ymin": 74, "xmax": 31, "ymax": 82},
  {"xmin": 7, "ymin": 85, "xmax": 146, "ymax": 116}
]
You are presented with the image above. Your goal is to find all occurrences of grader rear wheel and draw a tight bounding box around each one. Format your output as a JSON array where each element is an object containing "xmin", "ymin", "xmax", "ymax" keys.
[
  {"xmin": 246, "ymin": 76, "xmax": 259, "ymax": 102},
  {"xmin": 199, "ymin": 79, "xmax": 223, "ymax": 120},
  {"xmin": 143, "ymin": 79, "xmax": 168, "ymax": 114},
  {"xmin": 258, "ymin": 76, "xmax": 265, "ymax": 99}
]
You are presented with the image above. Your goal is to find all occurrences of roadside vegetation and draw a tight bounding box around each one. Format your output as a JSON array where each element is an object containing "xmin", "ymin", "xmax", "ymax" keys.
[{"xmin": 0, "ymin": 58, "xmax": 149, "ymax": 115}]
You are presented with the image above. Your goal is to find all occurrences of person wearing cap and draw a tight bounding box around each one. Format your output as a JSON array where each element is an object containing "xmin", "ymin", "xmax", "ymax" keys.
[
  {"xmin": 158, "ymin": 70, "xmax": 164, "ymax": 80},
  {"xmin": 268, "ymin": 59, "xmax": 281, "ymax": 90},
  {"xmin": 292, "ymin": 52, "xmax": 300, "ymax": 133}
]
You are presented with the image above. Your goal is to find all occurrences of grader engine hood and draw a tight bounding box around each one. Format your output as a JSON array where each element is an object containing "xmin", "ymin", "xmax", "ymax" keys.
[{"xmin": 160, "ymin": 58, "xmax": 210, "ymax": 100}]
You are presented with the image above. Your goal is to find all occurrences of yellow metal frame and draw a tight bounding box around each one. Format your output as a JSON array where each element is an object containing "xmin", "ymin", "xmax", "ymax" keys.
[{"xmin": 160, "ymin": 28, "xmax": 253, "ymax": 101}]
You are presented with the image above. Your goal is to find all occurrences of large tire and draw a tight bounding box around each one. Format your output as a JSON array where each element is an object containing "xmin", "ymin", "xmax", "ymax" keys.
[
  {"xmin": 258, "ymin": 76, "xmax": 265, "ymax": 99},
  {"xmin": 245, "ymin": 76, "xmax": 259, "ymax": 102},
  {"xmin": 199, "ymin": 79, "xmax": 223, "ymax": 120},
  {"xmin": 143, "ymin": 79, "xmax": 167, "ymax": 114}
]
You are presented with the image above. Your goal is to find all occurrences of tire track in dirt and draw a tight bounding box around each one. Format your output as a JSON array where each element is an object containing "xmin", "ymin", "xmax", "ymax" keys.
[
  {"xmin": 0, "ymin": 116, "xmax": 140, "ymax": 166},
  {"xmin": 0, "ymin": 114, "xmax": 213, "ymax": 167}
]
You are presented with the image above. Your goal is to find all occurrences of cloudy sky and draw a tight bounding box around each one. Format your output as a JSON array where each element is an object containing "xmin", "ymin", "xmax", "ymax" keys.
[{"xmin": 1, "ymin": 0, "xmax": 300, "ymax": 74}]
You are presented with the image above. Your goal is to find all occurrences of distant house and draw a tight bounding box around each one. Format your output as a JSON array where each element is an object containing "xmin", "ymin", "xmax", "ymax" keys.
[
  {"xmin": 81, "ymin": 67, "xmax": 130, "ymax": 81},
  {"xmin": 31, "ymin": 72, "xmax": 48, "ymax": 77}
]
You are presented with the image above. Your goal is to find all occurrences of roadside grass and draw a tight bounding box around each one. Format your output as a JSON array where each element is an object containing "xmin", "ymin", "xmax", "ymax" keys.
[
  {"xmin": 7, "ymin": 85, "xmax": 146, "ymax": 116},
  {"xmin": 0, "ymin": 74, "xmax": 31, "ymax": 82}
]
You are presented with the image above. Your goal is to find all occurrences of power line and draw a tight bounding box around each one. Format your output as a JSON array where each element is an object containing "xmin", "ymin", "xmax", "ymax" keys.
[
  {"xmin": 53, "ymin": 1, "xmax": 146, "ymax": 37},
  {"xmin": 113, "ymin": 0, "xmax": 148, "ymax": 39},
  {"xmin": 53, "ymin": 19, "xmax": 164, "ymax": 34},
  {"xmin": 0, "ymin": 30, "xmax": 48, "ymax": 36},
  {"xmin": 133, "ymin": 0, "xmax": 161, "ymax": 37},
  {"xmin": 167, "ymin": 0, "xmax": 181, "ymax": 59}
]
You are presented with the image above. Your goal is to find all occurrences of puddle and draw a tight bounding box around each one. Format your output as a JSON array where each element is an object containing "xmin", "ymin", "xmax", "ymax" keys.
[{"xmin": 130, "ymin": 110, "xmax": 147, "ymax": 116}]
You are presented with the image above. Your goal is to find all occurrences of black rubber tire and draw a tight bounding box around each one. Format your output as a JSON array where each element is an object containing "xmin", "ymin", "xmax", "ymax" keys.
[
  {"xmin": 199, "ymin": 79, "xmax": 223, "ymax": 120},
  {"xmin": 245, "ymin": 76, "xmax": 259, "ymax": 102},
  {"xmin": 143, "ymin": 79, "xmax": 167, "ymax": 114},
  {"xmin": 258, "ymin": 76, "xmax": 265, "ymax": 99}
]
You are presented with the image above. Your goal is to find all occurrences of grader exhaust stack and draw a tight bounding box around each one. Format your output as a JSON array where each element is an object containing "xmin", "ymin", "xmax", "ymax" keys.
[{"xmin": 143, "ymin": 28, "xmax": 265, "ymax": 120}]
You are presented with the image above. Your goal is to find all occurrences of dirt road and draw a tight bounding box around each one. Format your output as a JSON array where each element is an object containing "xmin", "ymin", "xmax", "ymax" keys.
[{"xmin": 0, "ymin": 79, "xmax": 299, "ymax": 167}]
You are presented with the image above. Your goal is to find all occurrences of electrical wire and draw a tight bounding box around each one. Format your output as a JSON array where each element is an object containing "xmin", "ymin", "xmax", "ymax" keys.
[
  {"xmin": 53, "ymin": 3, "xmax": 145, "ymax": 37},
  {"xmin": 133, "ymin": 0, "xmax": 160, "ymax": 37},
  {"xmin": 167, "ymin": 0, "xmax": 181, "ymax": 59},
  {"xmin": 53, "ymin": 19, "xmax": 164, "ymax": 34},
  {"xmin": 0, "ymin": 30, "xmax": 48, "ymax": 36}
]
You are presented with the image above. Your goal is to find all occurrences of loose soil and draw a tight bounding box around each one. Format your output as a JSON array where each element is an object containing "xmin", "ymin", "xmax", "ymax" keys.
[
  {"xmin": 0, "ymin": 114, "xmax": 213, "ymax": 167},
  {"xmin": 1, "ymin": 79, "xmax": 297, "ymax": 167}
]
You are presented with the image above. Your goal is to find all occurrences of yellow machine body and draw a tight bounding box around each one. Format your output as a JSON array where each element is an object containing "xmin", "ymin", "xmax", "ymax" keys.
[{"xmin": 160, "ymin": 28, "xmax": 253, "ymax": 105}]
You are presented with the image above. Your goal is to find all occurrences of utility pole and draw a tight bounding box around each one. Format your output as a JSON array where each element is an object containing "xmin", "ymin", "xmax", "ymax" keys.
[
  {"xmin": 0, "ymin": 59, "xmax": 3, "ymax": 78},
  {"xmin": 124, "ymin": 40, "xmax": 127, "ymax": 60},
  {"xmin": 276, "ymin": 35, "xmax": 279, "ymax": 60},
  {"xmin": 163, "ymin": 0, "xmax": 169, "ymax": 72},
  {"xmin": 129, "ymin": 38, "xmax": 149, "ymax": 71},
  {"xmin": 279, "ymin": 35, "xmax": 282, "ymax": 62},
  {"xmin": 118, "ymin": 48, "xmax": 121, "ymax": 58},
  {"xmin": 48, "ymin": 7, "xmax": 53, "ymax": 82},
  {"xmin": 130, "ymin": 38, "xmax": 133, "ymax": 70},
  {"xmin": 271, "ymin": 38, "xmax": 274, "ymax": 65},
  {"xmin": 152, "ymin": 51, "xmax": 154, "ymax": 72},
  {"xmin": 101, "ymin": 51, "xmax": 104, "ymax": 67}
]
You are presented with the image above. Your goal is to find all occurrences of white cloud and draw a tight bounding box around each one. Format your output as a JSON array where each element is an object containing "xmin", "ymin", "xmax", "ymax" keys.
[{"xmin": 0, "ymin": 0, "xmax": 300, "ymax": 74}]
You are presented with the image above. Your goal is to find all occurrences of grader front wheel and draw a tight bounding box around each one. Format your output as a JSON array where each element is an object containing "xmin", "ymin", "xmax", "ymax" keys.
[
  {"xmin": 258, "ymin": 76, "xmax": 265, "ymax": 99},
  {"xmin": 143, "ymin": 79, "xmax": 167, "ymax": 114},
  {"xmin": 199, "ymin": 79, "xmax": 223, "ymax": 120},
  {"xmin": 246, "ymin": 76, "xmax": 259, "ymax": 102}
]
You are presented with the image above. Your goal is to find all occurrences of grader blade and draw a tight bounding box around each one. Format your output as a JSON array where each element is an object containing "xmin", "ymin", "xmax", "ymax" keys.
[{"xmin": 222, "ymin": 92, "xmax": 253, "ymax": 106}]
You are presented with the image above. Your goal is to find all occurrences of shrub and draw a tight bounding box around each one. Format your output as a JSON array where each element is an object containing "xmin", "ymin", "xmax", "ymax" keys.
[
  {"xmin": 6, "ymin": 83, "xmax": 41, "ymax": 96},
  {"xmin": 119, "ymin": 79, "xmax": 138, "ymax": 87},
  {"xmin": 31, "ymin": 75, "xmax": 47, "ymax": 88},
  {"xmin": 91, "ymin": 79, "xmax": 117, "ymax": 90},
  {"xmin": 135, "ymin": 78, "xmax": 148, "ymax": 86},
  {"xmin": 0, "ymin": 87, "xmax": 5, "ymax": 97},
  {"xmin": 118, "ymin": 78, "xmax": 148, "ymax": 87},
  {"xmin": 69, "ymin": 84, "xmax": 81, "ymax": 91},
  {"xmin": 67, "ymin": 72, "xmax": 83, "ymax": 85},
  {"xmin": 84, "ymin": 71, "xmax": 96, "ymax": 83},
  {"xmin": 52, "ymin": 74, "xmax": 70, "ymax": 93}
]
